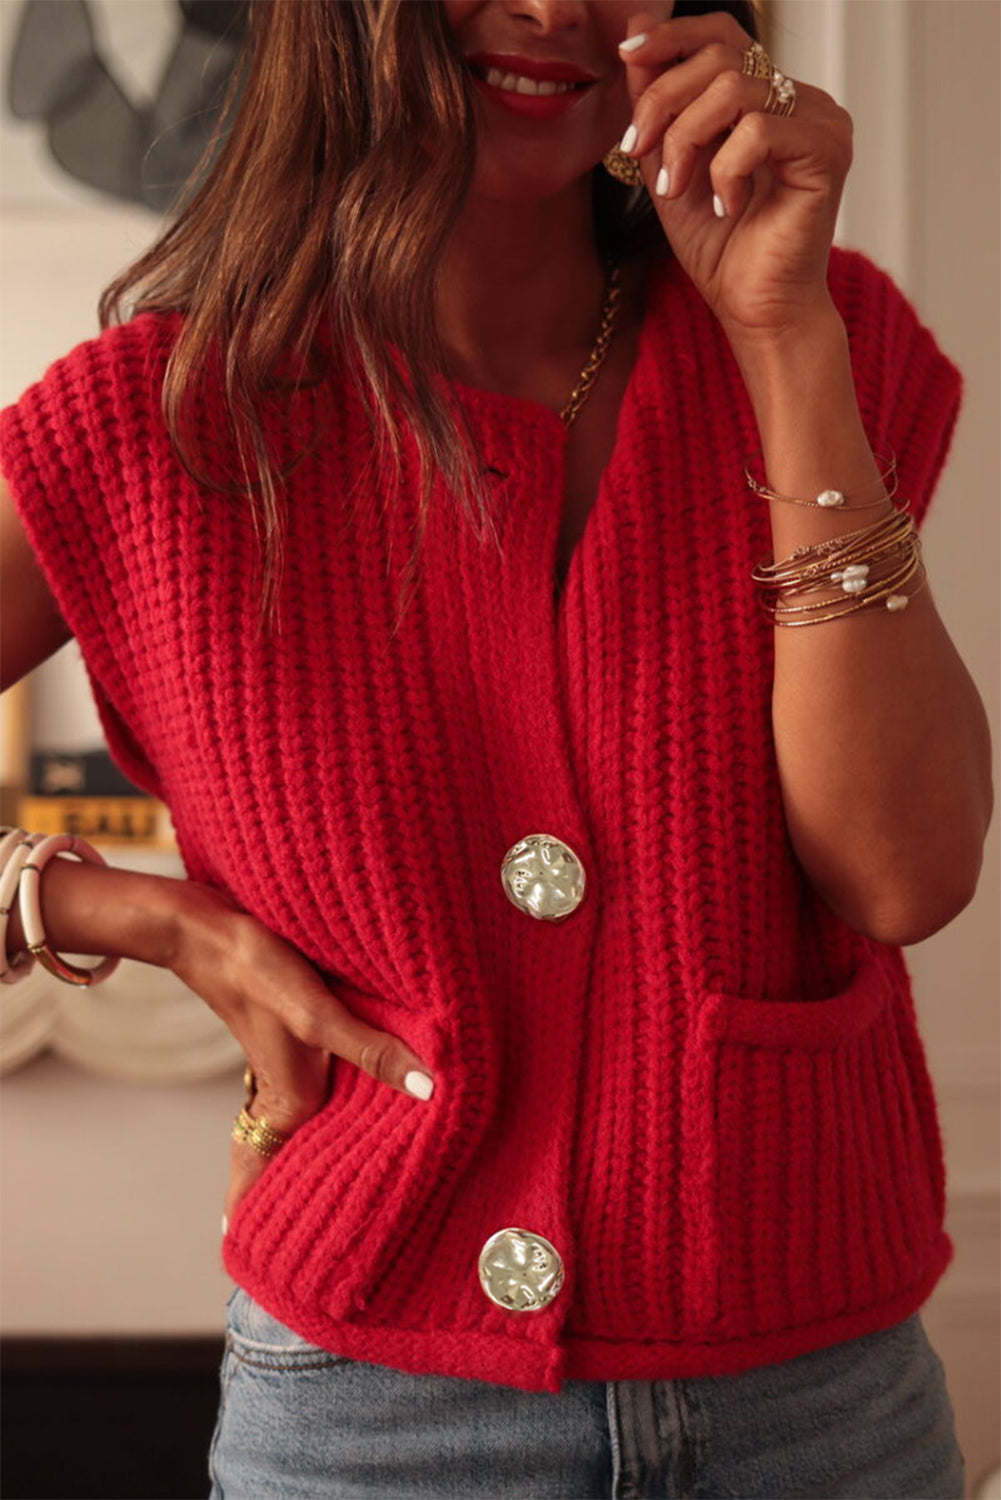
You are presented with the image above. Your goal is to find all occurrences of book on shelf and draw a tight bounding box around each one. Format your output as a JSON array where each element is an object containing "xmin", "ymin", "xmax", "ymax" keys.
[
  {"xmin": 17, "ymin": 748, "xmax": 177, "ymax": 850},
  {"xmin": 16, "ymin": 795, "xmax": 177, "ymax": 849}
]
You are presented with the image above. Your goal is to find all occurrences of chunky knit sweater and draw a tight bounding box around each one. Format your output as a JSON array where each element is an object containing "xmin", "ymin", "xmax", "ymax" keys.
[{"xmin": 1, "ymin": 244, "xmax": 964, "ymax": 1394}]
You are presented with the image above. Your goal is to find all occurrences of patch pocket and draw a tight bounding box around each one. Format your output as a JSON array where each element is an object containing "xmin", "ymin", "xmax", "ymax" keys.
[
  {"xmin": 225, "ymin": 1284, "xmax": 354, "ymax": 1372},
  {"xmin": 680, "ymin": 950, "xmax": 944, "ymax": 1339}
]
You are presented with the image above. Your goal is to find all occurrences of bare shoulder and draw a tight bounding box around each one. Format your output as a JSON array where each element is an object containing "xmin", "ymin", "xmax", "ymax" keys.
[{"xmin": 0, "ymin": 471, "xmax": 73, "ymax": 693}]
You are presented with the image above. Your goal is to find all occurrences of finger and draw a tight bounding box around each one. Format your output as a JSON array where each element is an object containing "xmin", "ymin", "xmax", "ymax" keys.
[
  {"xmin": 617, "ymin": 11, "xmax": 673, "ymax": 116},
  {"xmin": 227, "ymin": 914, "xmax": 437, "ymax": 1102},
  {"xmin": 286, "ymin": 996, "xmax": 436, "ymax": 1101},
  {"xmin": 621, "ymin": 41, "xmax": 746, "ymax": 156},
  {"xmin": 654, "ymin": 70, "xmax": 774, "ymax": 204},
  {"xmin": 657, "ymin": 75, "xmax": 846, "ymax": 207},
  {"xmin": 226, "ymin": 1082, "xmax": 331, "ymax": 1216},
  {"xmin": 241, "ymin": 1003, "xmax": 336, "ymax": 1133},
  {"xmin": 708, "ymin": 113, "xmax": 847, "ymax": 220},
  {"xmin": 618, "ymin": 11, "xmax": 751, "ymax": 113},
  {"xmin": 223, "ymin": 1009, "xmax": 334, "ymax": 1223}
]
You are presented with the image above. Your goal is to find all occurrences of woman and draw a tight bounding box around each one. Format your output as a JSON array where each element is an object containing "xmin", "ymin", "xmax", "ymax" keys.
[{"xmin": 0, "ymin": 1, "xmax": 991, "ymax": 1495}]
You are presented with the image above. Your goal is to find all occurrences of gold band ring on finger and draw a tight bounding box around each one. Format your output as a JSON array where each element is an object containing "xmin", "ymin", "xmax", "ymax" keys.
[{"xmin": 231, "ymin": 1105, "xmax": 289, "ymax": 1158}]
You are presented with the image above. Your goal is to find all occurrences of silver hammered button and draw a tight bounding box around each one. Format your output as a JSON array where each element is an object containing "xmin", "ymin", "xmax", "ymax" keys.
[
  {"xmin": 500, "ymin": 834, "xmax": 586, "ymax": 922},
  {"xmin": 478, "ymin": 1227, "xmax": 565, "ymax": 1312}
]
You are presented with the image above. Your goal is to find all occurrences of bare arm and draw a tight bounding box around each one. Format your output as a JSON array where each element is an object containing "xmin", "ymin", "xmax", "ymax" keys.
[
  {"xmin": 4, "ymin": 853, "xmax": 183, "ymax": 967},
  {"xmin": 2, "ymin": 858, "xmax": 437, "ymax": 1231},
  {"xmin": 1, "ymin": 472, "xmax": 74, "ymax": 693},
  {"xmin": 729, "ymin": 309, "xmax": 994, "ymax": 947},
  {"xmin": 1, "ymin": 468, "xmax": 437, "ymax": 1227}
]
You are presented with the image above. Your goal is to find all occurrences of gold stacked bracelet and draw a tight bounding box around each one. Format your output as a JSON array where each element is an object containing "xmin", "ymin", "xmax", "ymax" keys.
[
  {"xmin": 751, "ymin": 501, "xmax": 926, "ymax": 625},
  {"xmin": 744, "ymin": 445, "xmax": 928, "ymax": 626}
]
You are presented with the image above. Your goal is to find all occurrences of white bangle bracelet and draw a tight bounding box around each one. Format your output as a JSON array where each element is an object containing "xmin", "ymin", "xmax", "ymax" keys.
[
  {"xmin": 11, "ymin": 832, "xmax": 120, "ymax": 987},
  {"xmin": 0, "ymin": 827, "xmax": 43, "ymax": 985}
]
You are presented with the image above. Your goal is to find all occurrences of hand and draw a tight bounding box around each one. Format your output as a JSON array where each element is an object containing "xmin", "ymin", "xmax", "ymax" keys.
[
  {"xmin": 168, "ymin": 883, "xmax": 436, "ymax": 1231},
  {"xmin": 617, "ymin": 10, "xmax": 852, "ymax": 340}
]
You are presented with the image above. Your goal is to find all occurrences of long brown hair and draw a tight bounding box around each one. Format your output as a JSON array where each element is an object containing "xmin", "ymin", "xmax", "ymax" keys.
[{"xmin": 98, "ymin": 0, "xmax": 761, "ymax": 638}]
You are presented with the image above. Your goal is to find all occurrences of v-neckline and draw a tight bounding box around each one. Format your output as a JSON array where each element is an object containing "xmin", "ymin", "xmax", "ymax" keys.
[{"xmin": 441, "ymin": 251, "xmax": 671, "ymax": 620}]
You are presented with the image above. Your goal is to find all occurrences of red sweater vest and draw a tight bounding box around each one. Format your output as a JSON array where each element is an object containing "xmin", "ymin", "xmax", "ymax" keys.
[{"xmin": 1, "ymin": 244, "xmax": 964, "ymax": 1393}]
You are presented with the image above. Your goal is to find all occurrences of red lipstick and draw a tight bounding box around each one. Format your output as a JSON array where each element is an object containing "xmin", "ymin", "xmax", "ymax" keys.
[
  {"xmin": 465, "ymin": 52, "xmax": 598, "ymax": 120},
  {"xmin": 465, "ymin": 52, "xmax": 599, "ymax": 84}
]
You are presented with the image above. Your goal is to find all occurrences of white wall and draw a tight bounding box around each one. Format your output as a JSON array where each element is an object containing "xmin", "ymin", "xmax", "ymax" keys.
[
  {"xmin": 772, "ymin": 4, "xmax": 999, "ymax": 1492},
  {"xmin": 0, "ymin": 0, "xmax": 241, "ymax": 1337}
]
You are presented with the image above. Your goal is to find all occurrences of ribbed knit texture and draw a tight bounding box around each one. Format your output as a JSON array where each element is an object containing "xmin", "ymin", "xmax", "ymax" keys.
[{"xmin": 1, "ymin": 245, "xmax": 964, "ymax": 1393}]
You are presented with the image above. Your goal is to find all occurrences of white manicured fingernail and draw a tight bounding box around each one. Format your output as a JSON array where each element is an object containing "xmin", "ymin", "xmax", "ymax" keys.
[
  {"xmin": 619, "ymin": 122, "xmax": 638, "ymax": 154},
  {"xmin": 404, "ymin": 1070, "xmax": 435, "ymax": 1100},
  {"xmin": 221, "ymin": 1212, "xmax": 229, "ymax": 1235},
  {"xmin": 713, "ymin": 192, "xmax": 727, "ymax": 218},
  {"xmin": 619, "ymin": 32, "xmax": 648, "ymax": 53},
  {"xmin": 655, "ymin": 165, "xmax": 670, "ymax": 197}
]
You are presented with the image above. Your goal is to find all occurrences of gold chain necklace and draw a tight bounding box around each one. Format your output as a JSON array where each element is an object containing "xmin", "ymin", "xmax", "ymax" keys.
[{"xmin": 559, "ymin": 251, "xmax": 623, "ymax": 429}]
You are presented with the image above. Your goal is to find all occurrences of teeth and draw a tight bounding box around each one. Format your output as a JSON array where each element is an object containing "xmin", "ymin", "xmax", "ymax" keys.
[{"xmin": 483, "ymin": 67, "xmax": 576, "ymax": 96}]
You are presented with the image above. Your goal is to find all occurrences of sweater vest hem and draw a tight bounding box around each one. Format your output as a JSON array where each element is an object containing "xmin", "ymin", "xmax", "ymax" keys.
[{"xmin": 218, "ymin": 1229, "xmax": 952, "ymax": 1396}]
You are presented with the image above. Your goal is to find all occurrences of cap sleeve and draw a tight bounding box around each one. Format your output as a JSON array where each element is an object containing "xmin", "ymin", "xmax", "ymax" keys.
[
  {"xmin": 0, "ymin": 316, "xmax": 171, "ymax": 799},
  {"xmin": 829, "ymin": 246, "xmax": 964, "ymax": 531}
]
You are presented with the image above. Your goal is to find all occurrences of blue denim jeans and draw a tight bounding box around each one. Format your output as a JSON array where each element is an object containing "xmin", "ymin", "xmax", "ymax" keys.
[{"xmin": 207, "ymin": 1285, "xmax": 965, "ymax": 1498}]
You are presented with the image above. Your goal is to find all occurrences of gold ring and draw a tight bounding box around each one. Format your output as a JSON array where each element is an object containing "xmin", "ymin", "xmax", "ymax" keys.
[
  {"xmin": 763, "ymin": 68, "xmax": 797, "ymax": 117},
  {"xmin": 741, "ymin": 41, "xmax": 773, "ymax": 79},
  {"xmin": 234, "ymin": 1062, "xmax": 290, "ymax": 1158},
  {"xmin": 232, "ymin": 1105, "xmax": 289, "ymax": 1158}
]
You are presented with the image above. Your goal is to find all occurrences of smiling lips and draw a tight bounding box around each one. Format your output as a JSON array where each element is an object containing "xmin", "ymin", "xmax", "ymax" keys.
[
  {"xmin": 471, "ymin": 71, "xmax": 594, "ymax": 118},
  {"xmin": 465, "ymin": 51, "xmax": 600, "ymax": 84},
  {"xmin": 477, "ymin": 66, "xmax": 583, "ymax": 96},
  {"xmin": 467, "ymin": 58, "xmax": 598, "ymax": 119}
]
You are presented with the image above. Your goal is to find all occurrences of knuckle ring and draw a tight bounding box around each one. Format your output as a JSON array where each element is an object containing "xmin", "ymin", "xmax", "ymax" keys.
[{"xmin": 741, "ymin": 40, "xmax": 798, "ymax": 118}]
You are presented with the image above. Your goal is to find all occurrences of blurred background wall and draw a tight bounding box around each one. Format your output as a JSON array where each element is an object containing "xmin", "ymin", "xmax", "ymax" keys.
[
  {"xmin": 1, "ymin": 2, "xmax": 998, "ymax": 1494},
  {"xmin": 770, "ymin": 6, "xmax": 1000, "ymax": 1492},
  {"xmin": 0, "ymin": 0, "xmax": 254, "ymax": 1346}
]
